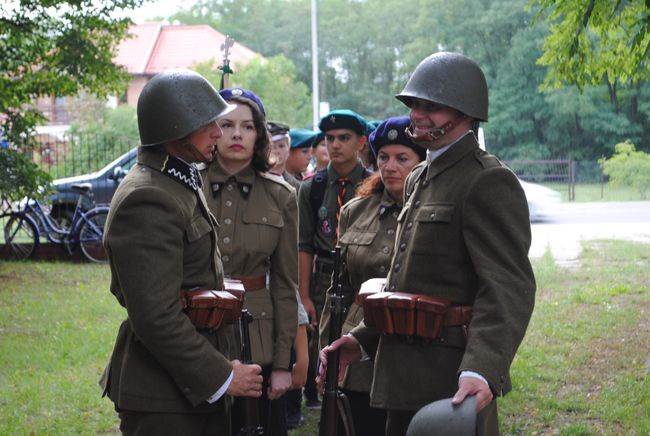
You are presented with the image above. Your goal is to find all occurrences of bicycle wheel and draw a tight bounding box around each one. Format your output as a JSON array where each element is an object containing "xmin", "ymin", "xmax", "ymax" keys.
[
  {"xmin": 78, "ymin": 209, "xmax": 109, "ymax": 263},
  {"xmin": 1, "ymin": 213, "xmax": 40, "ymax": 260}
]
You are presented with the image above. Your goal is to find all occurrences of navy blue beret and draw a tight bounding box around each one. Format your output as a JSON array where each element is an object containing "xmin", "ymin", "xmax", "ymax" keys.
[
  {"xmin": 289, "ymin": 128, "xmax": 317, "ymax": 149},
  {"xmin": 219, "ymin": 88, "xmax": 266, "ymax": 116},
  {"xmin": 319, "ymin": 109, "xmax": 368, "ymax": 136},
  {"xmin": 369, "ymin": 116, "xmax": 427, "ymax": 160}
]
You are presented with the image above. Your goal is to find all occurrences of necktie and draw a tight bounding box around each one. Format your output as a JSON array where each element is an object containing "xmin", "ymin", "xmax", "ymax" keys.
[{"xmin": 335, "ymin": 177, "xmax": 350, "ymax": 243}]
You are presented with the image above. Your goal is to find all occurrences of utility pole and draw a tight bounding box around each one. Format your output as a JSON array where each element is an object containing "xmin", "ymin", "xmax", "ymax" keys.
[{"xmin": 311, "ymin": 0, "xmax": 320, "ymax": 130}]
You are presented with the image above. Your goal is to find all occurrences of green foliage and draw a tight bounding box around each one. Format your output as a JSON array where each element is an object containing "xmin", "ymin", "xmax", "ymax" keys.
[
  {"xmin": 195, "ymin": 55, "xmax": 312, "ymax": 128},
  {"xmin": 0, "ymin": 149, "xmax": 52, "ymax": 202},
  {"xmin": 535, "ymin": 0, "xmax": 650, "ymax": 90},
  {"xmin": 0, "ymin": 0, "xmax": 146, "ymax": 198},
  {"xmin": 599, "ymin": 140, "xmax": 650, "ymax": 199}
]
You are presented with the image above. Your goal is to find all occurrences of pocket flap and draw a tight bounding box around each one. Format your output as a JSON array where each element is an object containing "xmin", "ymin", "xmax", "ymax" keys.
[
  {"xmin": 339, "ymin": 230, "xmax": 376, "ymax": 246},
  {"xmin": 243, "ymin": 209, "xmax": 284, "ymax": 228},
  {"xmin": 186, "ymin": 216, "xmax": 212, "ymax": 242},
  {"xmin": 415, "ymin": 204, "xmax": 454, "ymax": 223}
]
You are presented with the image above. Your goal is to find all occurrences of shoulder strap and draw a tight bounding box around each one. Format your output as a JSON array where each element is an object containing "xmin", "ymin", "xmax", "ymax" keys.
[
  {"xmin": 309, "ymin": 168, "xmax": 328, "ymax": 224},
  {"xmin": 473, "ymin": 149, "xmax": 502, "ymax": 169}
]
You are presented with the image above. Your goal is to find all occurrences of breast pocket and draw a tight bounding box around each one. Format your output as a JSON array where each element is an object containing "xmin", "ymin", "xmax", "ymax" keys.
[
  {"xmin": 411, "ymin": 203, "xmax": 455, "ymax": 256},
  {"xmin": 242, "ymin": 209, "xmax": 283, "ymax": 255},
  {"xmin": 186, "ymin": 215, "xmax": 212, "ymax": 243}
]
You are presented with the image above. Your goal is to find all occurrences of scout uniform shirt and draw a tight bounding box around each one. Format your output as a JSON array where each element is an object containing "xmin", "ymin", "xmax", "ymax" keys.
[
  {"xmin": 298, "ymin": 161, "xmax": 368, "ymax": 313},
  {"xmin": 203, "ymin": 160, "xmax": 298, "ymax": 370},
  {"xmin": 319, "ymin": 189, "xmax": 400, "ymax": 393},
  {"xmin": 281, "ymin": 170, "xmax": 302, "ymax": 192},
  {"xmin": 352, "ymin": 133, "xmax": 536, "ymax": 411},
  {"xmin": 101, "ymin": 145, "xmax": 234, "ymax": 414}
]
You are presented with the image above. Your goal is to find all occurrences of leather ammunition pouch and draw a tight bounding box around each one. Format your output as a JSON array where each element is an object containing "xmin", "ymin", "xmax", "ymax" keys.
[
  {"xmin": 180, "ymin": 279, "xmax": 246, "ymax": 331},
  {"xmin": 358, "ymin": 278, "xmax": 472, "ymax": 340}
]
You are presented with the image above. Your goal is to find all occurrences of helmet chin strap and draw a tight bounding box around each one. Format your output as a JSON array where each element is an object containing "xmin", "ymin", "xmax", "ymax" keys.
[
  {"xmin": 183, "ymin": 141, "xmax": 215, "ymax": 164},
  {"xmin": 405, "ymin": 115, "xmax": 467, "ymax": 143}
]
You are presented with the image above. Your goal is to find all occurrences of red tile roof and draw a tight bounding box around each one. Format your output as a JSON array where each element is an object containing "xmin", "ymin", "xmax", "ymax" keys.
[{"xmin": 114, "ymin": 23, "xmax": 259, "ymax": 75}]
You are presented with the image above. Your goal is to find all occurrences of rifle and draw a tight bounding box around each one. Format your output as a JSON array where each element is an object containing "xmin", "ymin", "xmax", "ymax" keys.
[
  {"xmin": 319, "ymin": 246, "xmax": 355, "ymax": 436},
  {"xmin": 219, "ymin": 35, "xmax": 235, "ymax": 90},
  {"xmin": 237, "ymin": 309, "xmax": 264, "ymax": 436}
]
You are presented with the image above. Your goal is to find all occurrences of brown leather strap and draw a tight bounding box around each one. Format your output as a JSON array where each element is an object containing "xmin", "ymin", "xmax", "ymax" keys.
[
  {"xmin": 231, "ymin": 275, "xmax": 266, "ymax": 291},
  {"xmin": 443, "ymin": 305, "xmax": 473, "ymax": 326}
]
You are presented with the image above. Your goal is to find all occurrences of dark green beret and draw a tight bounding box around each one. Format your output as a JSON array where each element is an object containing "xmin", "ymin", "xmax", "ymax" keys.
[
  {"xmin": 289, "ymin": 128, "xmax": 317, "ymax": 149},
  {"xmin": 318, "ymin": 109, "xmax": 368, "ymax": 136}
]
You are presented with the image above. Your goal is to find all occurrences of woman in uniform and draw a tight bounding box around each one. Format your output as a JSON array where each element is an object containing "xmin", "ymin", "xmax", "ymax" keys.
[
  {"xmin": 318, "ymin": 116, "xmax": 426, "ymax": 436},
  {"xmin": 203, "ymin": 88, "xmax": 298, "ymax": 436}
]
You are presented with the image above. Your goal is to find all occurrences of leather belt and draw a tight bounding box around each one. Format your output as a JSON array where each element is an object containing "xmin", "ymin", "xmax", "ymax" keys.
[
  {"xmin": 230, "ymin": 275, "xmax": 266, "ymax": 291},
  {"xmin": 443, "ymin": 306, "xmax": 473, "ymax": 326}
]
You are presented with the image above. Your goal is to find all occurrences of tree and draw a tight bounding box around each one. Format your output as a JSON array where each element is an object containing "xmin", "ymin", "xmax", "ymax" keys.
[
  {"xmin": 535, "ymin": 0, "xmax": 650, "ymax": 91},
  {"xmin": 0, "ymin": 0, "xmax": 146, "ymax": 199},
  {"xmin": 599, "ymin": 140, "xmax": 650, "ymax": 198}
]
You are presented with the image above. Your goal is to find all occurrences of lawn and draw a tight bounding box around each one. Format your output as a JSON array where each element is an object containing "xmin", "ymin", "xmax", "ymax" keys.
[
  {"xmin": 542, "ymin": 182, "xmax": 647, "ymax": 202},
  {"xmin": 1, "ymin": 240, "xmax": 648, "ymax": 434}
]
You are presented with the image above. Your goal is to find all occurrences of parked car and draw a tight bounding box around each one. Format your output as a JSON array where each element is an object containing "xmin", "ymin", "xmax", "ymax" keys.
[
  {"xmin": 50, "ymin": 148, "xmax": 137, "ymax": 224},
  {"xmin": 518, "ymin": 179, "xmax": 562, "ymax": 222}
]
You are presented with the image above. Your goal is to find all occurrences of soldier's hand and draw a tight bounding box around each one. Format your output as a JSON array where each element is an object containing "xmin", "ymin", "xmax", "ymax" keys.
[
  {"xmin": 227, "ymin": 360, "xmax": 263, "ymax": 398},
  {"xmin": 316, "ymin": 334, "xmax": 362, "ymax": 393},
  {"xmin": 302, "ymin": 298, "xmax": 318, "ymax": 330},
  {"xmin": 452, "ymin": 376, "xmax": 493, "ymax": 412},
  {"xmin": 267, "ymin": 369, "xmax": 292, "ymax": 400}
]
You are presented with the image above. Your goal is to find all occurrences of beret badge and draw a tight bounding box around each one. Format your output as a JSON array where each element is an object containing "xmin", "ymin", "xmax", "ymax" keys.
[{"xmin": 387, "ymin": 129, "xmax": 398, "ymax": 141}]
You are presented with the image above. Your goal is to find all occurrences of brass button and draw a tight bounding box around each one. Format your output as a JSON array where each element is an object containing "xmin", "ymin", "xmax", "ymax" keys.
[
  {"xmin": 227, "ymin": 184, "xmax": 234, "ymax": 191},
  {"xmin": 222, "ymin": 255, "xmax": 230, "ymax": 262},
  {"xmin": 430, "ymin": 213, "xmax": 436, "ymax": 218},
  {"xmin": 406, "ymin": 222, "xmax": 413, "ymax": 229},
  {"xmin": 393, "ymin": 263, "xmax": 400, "ymax": 272},
  {"xmin": 262, "ymin": 217, "xmax": 268, "ymax": 223},
  {"xmin": 387, "ymin": 229, "xmax": 395, "ymax": 235},
  {"xmin": 382, "ymin": 246, "xmax": 390, "ymax": 254},
  {"xmin": 400, "ymin": 243, "xmax": 407, "ymax": 251},
  {"xmin": 224, "ymin": 218, "xmax": 232, "ymax": 225},
  {"xmin": 353, "ymin": 237, "xmax": 359, "ymax": 243},
  {"xmin": 223, "ymin": 237, "xmax": 231, "ymax": 244},
  {"xmin": 379, "ymin": 265, "xmax": 386, "ymax": 273},
  {"xmin": 225, "ymin": 200, "xmax": 233, "ymax": 207}
]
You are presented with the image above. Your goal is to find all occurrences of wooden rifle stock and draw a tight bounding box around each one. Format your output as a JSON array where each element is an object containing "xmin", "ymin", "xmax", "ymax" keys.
[
  {"xmin": 319, "ymin": 247, "xmax": 355, "ymax": 436},
  {"xmin": 237, "ymin": 309, "xmax": 264, "ymax": 436}
]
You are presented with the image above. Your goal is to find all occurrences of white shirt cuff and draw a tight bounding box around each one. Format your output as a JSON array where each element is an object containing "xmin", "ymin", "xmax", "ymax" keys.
[
  {"xmin": 459, "ymin": 370, "xmax": 488, "ymax": 386},
  {"xmin": 206, "ymin": 370, "xmax": 233, "ymax": 404}
]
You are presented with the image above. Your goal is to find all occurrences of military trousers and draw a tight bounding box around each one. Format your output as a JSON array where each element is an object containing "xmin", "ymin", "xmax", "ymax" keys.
[{"xmin": 118, "ymin": 408, "xmax": 230, "ymax": 436}]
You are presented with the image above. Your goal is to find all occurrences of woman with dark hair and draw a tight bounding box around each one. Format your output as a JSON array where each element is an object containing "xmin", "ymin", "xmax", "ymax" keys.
[
  {"xmin": 318, "ymin": 116, "xmax": 426, "ymax": 436},
  {"xmin": 203, "ymin": 88, "xmax": 298, "ymax": 436}
]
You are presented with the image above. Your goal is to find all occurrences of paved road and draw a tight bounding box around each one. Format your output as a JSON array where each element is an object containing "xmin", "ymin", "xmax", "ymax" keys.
[{"xmin": 529, "ymin": 201, "xmax": 650, "ymax": 265}]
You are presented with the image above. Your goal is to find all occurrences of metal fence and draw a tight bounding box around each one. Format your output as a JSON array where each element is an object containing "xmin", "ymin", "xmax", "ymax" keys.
[{"xmin": 504, "ymin": 159, "xmax": 606, "ymax": 201}]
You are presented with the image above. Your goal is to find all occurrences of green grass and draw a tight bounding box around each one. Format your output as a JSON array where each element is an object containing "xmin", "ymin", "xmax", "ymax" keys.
[
  {"xmin": 0, "ymin": 262, "xmax": 123, "ymax": 434},
  {"xmin": 541, "ymin": 182, "xmax": 647, "ymax": 202},
  {"xmin": 1, "ymin": 240, "xmax": 649, "ymax": 434}
]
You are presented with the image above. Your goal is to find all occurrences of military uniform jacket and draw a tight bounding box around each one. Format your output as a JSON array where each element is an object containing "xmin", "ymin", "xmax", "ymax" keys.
[
  {"xmin": 298, "ymin": 162, "xmax": 367, "ymax": 256},
  {"xmin": 101, "ymin": 146, "xmax": 234, "ymax": 414},
  {"xmin": 352, "ymin": 133, "xmax": 536, "ymax": 411},
  {"xmin": 319, "ymin": 190, "xmax": 400, "ymax": 392},
  {"xmin": 204, "ymin": 161, "xmax": 298, "ymax": 370}
]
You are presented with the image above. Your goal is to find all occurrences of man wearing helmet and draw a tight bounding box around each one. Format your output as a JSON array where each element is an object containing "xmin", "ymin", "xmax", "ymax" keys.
[
  {"xmin": 319, "ymin": 52, "xmax": 536, "ymax": 435},
  {"xmin": 100, "ymin": 70, "xmax": 263, "ymax": 434}
]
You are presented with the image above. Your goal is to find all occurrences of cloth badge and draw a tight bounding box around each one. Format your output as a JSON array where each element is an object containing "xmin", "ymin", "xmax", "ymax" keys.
[
  {"xmin": 317, "ymin": 206, "xmax": 328, "ymax": 220},
  {"xmin": 321, "ymin": 218, "xmax": 333, "ymax": 236},
  {"xmin": 160, "ymin": 155, "xmax": 201, "ymax": 192}
]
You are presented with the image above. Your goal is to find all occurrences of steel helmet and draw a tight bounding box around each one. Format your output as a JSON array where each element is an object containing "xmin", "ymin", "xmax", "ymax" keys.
[
  {"xmin": 137, "ymin": 69, "xmax": 235, "ymax": 146},
  {"xmin": 406, "ymin": 396, "xmax": 477, "ymax": 436},
  {"xmin": 396, "ymin": 52, "xmax": 488, "ymax": 122}
]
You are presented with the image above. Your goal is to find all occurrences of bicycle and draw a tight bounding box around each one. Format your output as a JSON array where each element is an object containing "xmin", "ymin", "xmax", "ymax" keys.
[{"xmin": 1, "ymin": 183, "xmax": 110, "ymax": 263}]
